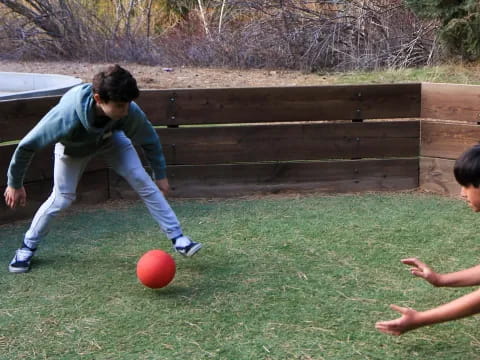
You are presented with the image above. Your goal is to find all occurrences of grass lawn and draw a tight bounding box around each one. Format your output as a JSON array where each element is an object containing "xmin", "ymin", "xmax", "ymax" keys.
[
  {"xmin": 332, "ymin": 62, "xmax": 480, "ymax": 85},
  {"xmin": 1, "ymin": 192, "xmax": 480, "ymax": 359}
]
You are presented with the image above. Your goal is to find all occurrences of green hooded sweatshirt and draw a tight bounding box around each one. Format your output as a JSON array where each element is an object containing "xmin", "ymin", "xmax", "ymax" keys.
[{"xmin": 7, "ymin": 83, "xmax": 166, "ymax": 189}]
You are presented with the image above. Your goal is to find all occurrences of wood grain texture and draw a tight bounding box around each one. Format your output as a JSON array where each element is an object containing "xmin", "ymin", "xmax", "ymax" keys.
[
  {"xmin": 0, "ymin": 83, "xmax": 420, "ymax": 137},
  {"xmin": 0, "ymin": 96, "xmax": 60, "ymax": 142},
  {"xmin": 421, "ymin": 121, "xmax": 480, "ymax": 159},
  {"xmin": 110, "ymin": 158, "xmax": 418, "ymax": 199},
  {"xmin": 138, "ymin": 83, "xmax": 421, "ymax": 125},
  {"xmin": 419, "ymin": 157, "xmax": 459, "ymax": 196},
  {"xmin": 159, "ymin": 121, "xmax": 419, "ymax": 165},
  {"xmin": 421, "ymin": 82, "xmax": 480, "ymax": 123}
]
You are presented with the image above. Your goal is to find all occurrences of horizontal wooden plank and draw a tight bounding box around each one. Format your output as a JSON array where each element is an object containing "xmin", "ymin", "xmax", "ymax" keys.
[
  {"xmin": 0, "ymin": 144, "xmax": 108, "ymax": 186},
  {"xmin": 110, "ymin": 158, "xmax": 418, "ymax": 199},
  {"xmin": 421, "ymin": 121, "xmax": 480, "ymax": 159},
  {"xmin": 0, "ymin": 96, "xmax": 60, "ymax": 142},
  {"xmin": 159, "ymin": 121, "xmax": 419, "ymax": 165},
  {"xmin": 0, "ymin": 169, "xmax": 109, "ymax": 225},
  {"xmin": 138, "ymin": 83, "xmax": 421, "ymax": 125},
  {"xmin": 419, "ymin": 157, "xmax": 460, "ymax": 196},
  {"xmin": 421, "ymin": 82, "xmax": 480, "ymax": 123},
  {"xmin": 1, "ymin": 121, "xmax": 419, "ymax": 185},
  {"xmin": 1, "ymin": 83, "xmax": 420, "ymax": 142}
]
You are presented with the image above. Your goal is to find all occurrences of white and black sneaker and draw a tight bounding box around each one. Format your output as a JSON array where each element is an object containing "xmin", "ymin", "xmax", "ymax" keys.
[
  {"xmin": 9, "ymin": 245, "xmax": 36, "ymax": 273},
  {"xmin": 173, "ymin": 236, "xmax": 202, "ymax": 257}
]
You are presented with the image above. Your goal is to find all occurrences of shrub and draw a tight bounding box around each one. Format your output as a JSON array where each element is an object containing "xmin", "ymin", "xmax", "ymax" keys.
[
  {"xmin": 0, "ymin": 0, "xmax": 440, "ymax": 71},
  {"xmin": 406, "ymin": 0, "xmax": 480, "ymax": 61}
]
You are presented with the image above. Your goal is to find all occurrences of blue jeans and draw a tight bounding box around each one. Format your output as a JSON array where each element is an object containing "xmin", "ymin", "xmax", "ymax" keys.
[{"xmin": 23, "ymin": 131, "xmax": 183, "ymax": 249}]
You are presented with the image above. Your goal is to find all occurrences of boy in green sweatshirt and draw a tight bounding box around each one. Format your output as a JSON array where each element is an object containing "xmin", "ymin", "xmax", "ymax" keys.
[{"xmin": 4, "ymin": 64, "xmax": 202, "ymax": 273}]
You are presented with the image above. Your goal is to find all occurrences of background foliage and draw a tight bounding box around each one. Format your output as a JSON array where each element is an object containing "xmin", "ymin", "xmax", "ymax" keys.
[
  {"xmin": 405, "ymin": 0, "xmax": 480, "ymax": 61},
  {"xmin": 0, "ymin": 0, "xmax": 441, "ymax": 71}
]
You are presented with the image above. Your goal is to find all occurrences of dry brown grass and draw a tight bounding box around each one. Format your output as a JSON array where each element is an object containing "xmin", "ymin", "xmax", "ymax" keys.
[{"xmin": 0, "ymin": 60, "xmax": 334, "ymax": 89}]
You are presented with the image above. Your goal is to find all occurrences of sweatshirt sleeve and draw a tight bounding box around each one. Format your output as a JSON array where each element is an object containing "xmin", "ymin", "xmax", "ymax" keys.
[
  {"xmin": 121, "ymin": 103, "xmax": 167, "ymax": 180},
  {"xmin": 7, "ymin": 105, "xmax": 73, "ymax": 189}
]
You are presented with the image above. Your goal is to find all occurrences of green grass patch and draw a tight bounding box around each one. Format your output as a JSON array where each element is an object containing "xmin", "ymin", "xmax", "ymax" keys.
[{"xmin": 1, "ymin": 193, "xmax": 480, "ymax": 359}]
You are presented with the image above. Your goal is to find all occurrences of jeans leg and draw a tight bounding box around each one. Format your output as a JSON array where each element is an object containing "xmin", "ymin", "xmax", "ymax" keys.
[
  {"xmin": 104, "ymin": 131, "xmax": 183, "ymax": 240},
  {"xmin": 23, "ymin": 143, "xmax": 90, "ymax": 249}
]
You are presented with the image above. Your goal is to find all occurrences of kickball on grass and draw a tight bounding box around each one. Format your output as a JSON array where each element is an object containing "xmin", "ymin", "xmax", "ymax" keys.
[{"xmin": 136, "ymin": 250, "xmax": 176, "ymax": 288}]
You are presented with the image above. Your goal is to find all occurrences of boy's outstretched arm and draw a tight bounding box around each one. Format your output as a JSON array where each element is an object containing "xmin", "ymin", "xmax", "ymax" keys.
[
  {"xmin": 376, "ymin": 287, "xmax": 480, "ymax": 336},
  {"xmin": 404, "ymin": 257, "xmax": 480, "ymax": 287}
]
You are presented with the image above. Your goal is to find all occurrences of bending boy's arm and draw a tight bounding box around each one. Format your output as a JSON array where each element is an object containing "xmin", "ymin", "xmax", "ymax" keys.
[
  {"xmin": 122, "ymin": 103, "xmax": 167, "ymax": 180},
  {"xmin": 376, "ymin": 288, "xmax": 480, "ymax": 336},
  {"xmin": 7, "ymin": 106, "xmax": 70, "ymax": 189}
]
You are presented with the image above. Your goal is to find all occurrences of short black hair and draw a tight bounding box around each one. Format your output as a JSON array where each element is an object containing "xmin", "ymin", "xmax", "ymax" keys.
[
  {"xmin": 92, "ymin": 64, "xmax": 139, "ymax": 102},
  {"xmin": 454, "ymin": 145, "xmax": 480, "ymax": 187}
]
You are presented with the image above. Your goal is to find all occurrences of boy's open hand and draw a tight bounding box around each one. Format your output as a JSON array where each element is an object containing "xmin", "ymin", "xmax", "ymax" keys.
[
  {"xmin": 375, "ymin": 304, "xmax": 420, "ymax": 336},
  {"xmin": 401, "ymin": 258, "xmax": 442, "ymax": 286},
  {"xmin": 4, "ymin": 186, "xmax": 27, "ymax": 208}
]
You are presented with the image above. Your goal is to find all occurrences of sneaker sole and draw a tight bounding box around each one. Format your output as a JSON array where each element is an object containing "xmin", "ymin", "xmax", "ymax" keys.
[
  {"xmin": 185, "ymin": 243, "xmax": 202, "ymax": 257},
  {"xmin": 8, "ymin": 265, "xmax": 30, "ymax": 273},
  {"xmin": 175, "ymin": 243, "xmax": 203, "ymax": 257}
]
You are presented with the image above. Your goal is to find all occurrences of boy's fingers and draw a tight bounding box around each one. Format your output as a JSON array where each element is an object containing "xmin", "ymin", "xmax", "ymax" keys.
[
  {"xmin": 410, "ymin": 269, "xmax": 424, "ymax": 277},
  {"xmin": 375, "ymin": 321, "xmax": 391, "ymax": 328},
  {"xmin": 375, "ymin": 322, "xmax": 401, "ymax": 336},
  {"xmin": 401, "ymin": 258, "xmax": 421, "ymax": 265},
  {"xmin": 6, "ymin": 194, "xmax": 20, "ymax": 208},
  {"xmin": 402, "ymin": 258, "xmax": 428, "ymax": 269},
  {"xmin": 390, "ymin": 304, "xmax": 409, "ymax": 314},
  {"xmin": 4, "ymin": 189, "xmax": 14, "ymax": 208}
]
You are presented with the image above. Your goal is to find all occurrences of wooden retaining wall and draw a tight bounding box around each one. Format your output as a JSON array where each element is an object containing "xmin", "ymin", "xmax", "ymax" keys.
[
  {"xmin": 420, "ymin": 82, "xmax": 480, "ymax": 196},
  {"xmin": 1, "ymin": 83, "xmax": 422, "ymax": 223}
]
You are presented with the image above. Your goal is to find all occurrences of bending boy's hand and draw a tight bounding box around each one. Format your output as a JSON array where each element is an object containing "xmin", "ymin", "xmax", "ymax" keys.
[
  {"xmin": 4, "ymin": 186, "xmax": 27, "ymax": 208},
  {"xmin": 375, "ymin": 304, "xmax": 420, "ymax": 336},
  {"xmin": 155, "ymin": 178, "xmax": 170, "ymax": 196},
  {"xmin": 401, "ymin": 258, "xmax": 442, "ymax": 286}
]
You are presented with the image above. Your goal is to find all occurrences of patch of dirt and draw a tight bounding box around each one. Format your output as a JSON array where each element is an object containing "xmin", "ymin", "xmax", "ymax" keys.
[{"xmin": 0, "ymin": 60, "xmax": 334, "ymax": 89}]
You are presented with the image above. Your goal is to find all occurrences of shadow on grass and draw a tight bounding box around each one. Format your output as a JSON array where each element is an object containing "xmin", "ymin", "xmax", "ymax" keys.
[{"xmin": 24, "ymin": 249, "xmax": 238, "ymax": 301}]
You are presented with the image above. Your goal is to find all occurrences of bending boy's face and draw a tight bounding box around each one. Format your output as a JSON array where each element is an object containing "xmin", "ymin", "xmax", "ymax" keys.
[
  {"xmin": 461, "ymin": 186, "xmax": 480, "ymax": 212},
  {"xmin": 93, "ymin": 94, "xmax": 130, "ymax": 121}
]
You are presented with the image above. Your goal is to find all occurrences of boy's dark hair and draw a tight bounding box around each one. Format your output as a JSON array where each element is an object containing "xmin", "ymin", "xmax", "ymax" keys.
[
  {"xmin": 454, "ymin": 145, "xmax": 480, "ymax": 187},
  {"xmin": 92, "ymin": 64, "xmax": 139, "ymax": 102}
]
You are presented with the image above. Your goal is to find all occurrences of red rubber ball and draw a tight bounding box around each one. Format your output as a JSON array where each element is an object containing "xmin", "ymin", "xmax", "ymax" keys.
[{"xmin": 136, "ymin": 250, "xmax": 176, "ymax": 288}]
